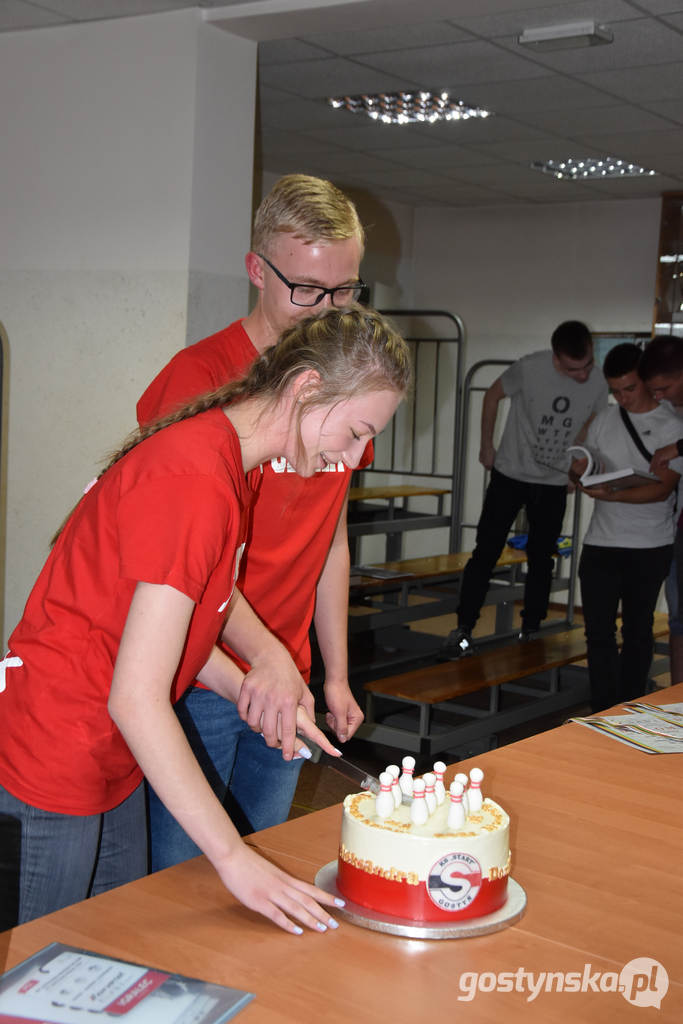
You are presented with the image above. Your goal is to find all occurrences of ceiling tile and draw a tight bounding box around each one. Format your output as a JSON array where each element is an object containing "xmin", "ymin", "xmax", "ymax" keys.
[
  {"xmin": 259, "ymin": 56, "xmax": 412, "ymax": 98},
  {"xmin": 494, "ymin": 18, "xmax": 683, "ymax": 75},
  {"xmin": 450, "ymin": 0, "xmax": 640, "ymax": 37},
  {"xmin": 377, "ymin": 143, "xmax": 499, "ymax": 170},
  {"xmin": 300, "ymin": 21, "xmax": 473, "ymax": 55},
  {"xmin": 637, "ymin": 99, "xmax": 683, "ymax": 125},
  {"xmin": 575, "ymin": 129, "xmax": 683, "ymax": 160},
  {"xmin": 417, "ymin": 115, "xmax": 553, "ymax": 144},
  {"xmin": 352, "ymin": 39, "xmax": 550, "ymax": 88},
  {"xmin": 625, "ymin": 0, "xmax": 683, "ymax": 12},
  {"xmin": 461, "ymin": 75, "xmax": 619, "ymax": 114},
  {"xmin": 258, "ymin": 38, "xmax": 332, "ymax": 64},
  {"xmin": 514, "ymin": 104, "xmax": 677, "ymax": 134},
  {"xmin": 471, "ymin": 137, "xmax": 611, "ymax": 163},
  {"xmin": 258, "ymin": 94, "xmax": 345, "ymax": 131},
  {"xmin": 299, "ymin": 117, "xmax": 438, "ymax": 151},
  {"xmin": 578, "ymin": 62, "xmax": 683, "ymax": 102}
]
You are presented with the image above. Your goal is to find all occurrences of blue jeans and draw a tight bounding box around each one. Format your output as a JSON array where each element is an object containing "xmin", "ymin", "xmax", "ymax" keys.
[
  {"xmin": 147, "ymin": 688, "xmax": 303, "ymax": 872},
  {"xmin": 0, "ymin": 782, "xmax": 147, "ymax": 930}
]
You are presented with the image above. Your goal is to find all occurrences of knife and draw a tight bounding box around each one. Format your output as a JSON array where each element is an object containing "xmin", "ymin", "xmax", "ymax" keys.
[
  {"xmin": 300, "ymin": 737, "xmax": 414, "ymax": 803},
  {"xmin": 299, "ymin": 736, "xmax": 380, "ymax": 794}
]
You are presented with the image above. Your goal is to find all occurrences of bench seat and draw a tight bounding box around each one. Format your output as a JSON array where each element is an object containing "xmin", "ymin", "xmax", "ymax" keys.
[{"xmin": 355, "ymin": 613, "xmax": 670, "ymax": 756}]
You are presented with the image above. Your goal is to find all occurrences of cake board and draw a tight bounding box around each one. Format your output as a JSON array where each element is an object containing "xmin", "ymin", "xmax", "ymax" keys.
[{"xmin": 315, "ymin": 861, "xmax": 526, "ymax": 940}]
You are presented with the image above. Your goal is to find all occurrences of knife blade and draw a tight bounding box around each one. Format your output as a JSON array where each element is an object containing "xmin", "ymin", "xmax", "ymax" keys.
[
  {"xmin": 321, "ymin": 751, "xmax": 381, "ymax": 795},
  {"xmin": 298, "ymin": 735, "xmax": 381, "ymax": 795}
]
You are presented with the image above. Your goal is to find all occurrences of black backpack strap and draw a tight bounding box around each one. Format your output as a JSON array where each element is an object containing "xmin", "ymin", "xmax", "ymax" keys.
[{"xmin": 619, "ymin": 405, "xmax": 653, "ymax": 463}]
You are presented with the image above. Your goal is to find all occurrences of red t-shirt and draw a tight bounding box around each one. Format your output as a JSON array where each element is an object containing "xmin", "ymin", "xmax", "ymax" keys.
[
  {"xmin": 0, "ymin": 410, "xmax": 253, "ymax": 814},
  {"xmin": 137, "ymin": 320, "xmax": 372, "ymax": 679}
]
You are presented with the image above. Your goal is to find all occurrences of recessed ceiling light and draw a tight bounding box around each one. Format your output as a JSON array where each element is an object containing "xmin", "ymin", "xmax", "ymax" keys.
[
  {"xmin": 328, "ymin": 91, "xmax": 492, "ymax": 126},
  {"xmin": 518, "ymin": 21, "xmax": 613, "ymax": 51},
  {"xmin": 531, "ymin": 157, "xmax": 658, "ymax": 180}
]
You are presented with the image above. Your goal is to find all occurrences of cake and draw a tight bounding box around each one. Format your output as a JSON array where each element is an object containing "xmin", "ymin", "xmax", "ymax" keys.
[{"xmin": 337, "ymin": 766, "xmax": 510, "ymax": 923}]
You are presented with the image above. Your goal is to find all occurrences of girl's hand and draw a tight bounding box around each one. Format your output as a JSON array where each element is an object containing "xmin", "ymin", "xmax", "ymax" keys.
[
  {"xmin": 216, "ymin": 843, "xmax": 344, "ymax": 935},
  {"xmin": 294, "ymin": 705, "xmax": 341, "ymax": 759}
]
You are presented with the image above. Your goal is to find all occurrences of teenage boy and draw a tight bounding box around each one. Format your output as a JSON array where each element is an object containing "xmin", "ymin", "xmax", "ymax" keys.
[
  {"xmin": 138, "ymin": 175, "xmax": 368, "ymax": 867},
  {"xmin": 639, "ymin": 335, "xmax": 683, "ymax": 683},
  {"xmin": 443, "ymin": 320, "xmax": 607, "ymax": 658},
  {"xmin": 573, "ymin": 343, "xmax": 681, "ymax": 711}
]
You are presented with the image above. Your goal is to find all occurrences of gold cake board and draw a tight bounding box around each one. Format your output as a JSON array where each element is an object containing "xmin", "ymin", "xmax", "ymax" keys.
[{"xmin": 315, "ymin": 861, "xmax": 526, "ymax": 940}]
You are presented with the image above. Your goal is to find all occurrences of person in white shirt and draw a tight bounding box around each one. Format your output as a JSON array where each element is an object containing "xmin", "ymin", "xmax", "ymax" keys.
[{"xmin": 571, "ymin": 343, "xmax": 682, "ymax": 712}]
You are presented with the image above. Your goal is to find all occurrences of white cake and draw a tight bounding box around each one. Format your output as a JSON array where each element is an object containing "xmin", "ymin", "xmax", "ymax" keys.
[{"xmin": 337, "ymin": 788, "xmax": 511, "ymax": 922}]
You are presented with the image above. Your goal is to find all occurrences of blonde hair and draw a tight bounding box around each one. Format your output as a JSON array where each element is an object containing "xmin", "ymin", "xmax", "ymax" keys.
[
  {"xmin": 52, "ymin": 307, "xmax": 410, "ymax": 544},
  {"xmin": 252, "ymin": 174, "xmax": 365, "ymax": 256}
]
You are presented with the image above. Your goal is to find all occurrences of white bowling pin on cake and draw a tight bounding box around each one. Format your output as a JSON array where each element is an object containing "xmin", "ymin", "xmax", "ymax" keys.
[
  {"xmin": 386, "ymin": 764, "xmax": 402, "ymax": 809},
  {"xmin": 375, "ymin": 771, "xmax": 396, "ymax": 819},
  {"xmin": 468, "ymin": 767, "xmax": 484, "ymax": 813},
  {"xmin": 399, "ymin": 755, "xmax": 416, "ymax": 797},
  {"xmin": 433, "ymin": 761, "xmax": 447, "ymax": 805},
  {"xmin": 422, "ymin": 772, "xmax": 437, "ymax": 815},
  {"xmin": 447, "ymin": 781, "xmax": 465, "ymax": 830},
  {"xmin": 455, "ymin": 772, "xmax": 470, "ymax": 818},
  {"xmin": 410, "ymin": 778, "xmax": 429, "ymax": 826}
]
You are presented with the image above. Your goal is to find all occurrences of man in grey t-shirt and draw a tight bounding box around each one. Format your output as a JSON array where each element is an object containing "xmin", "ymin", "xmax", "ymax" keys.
[{"xmin": 444, "ymin": 320, "xmax": 608, "ymax": 658}]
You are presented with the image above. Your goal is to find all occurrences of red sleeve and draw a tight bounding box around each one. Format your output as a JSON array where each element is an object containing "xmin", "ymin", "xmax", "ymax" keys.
[
  {"xmin": 136, "ymin": 349, "xmax": 220, "ymax": 427},
  {"xmin": 117, "ymin": 475, "xmax": 234, "ymax": 602}
]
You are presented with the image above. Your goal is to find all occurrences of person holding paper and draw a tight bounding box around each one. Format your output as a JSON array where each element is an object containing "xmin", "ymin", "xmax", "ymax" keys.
[
  {"xmin": 571, "ymin": 343, "xmax": 682, "ymax": 711},
  {"xmin": 638, "ymin": 335, "xmax": 683, "ymax": 683}
]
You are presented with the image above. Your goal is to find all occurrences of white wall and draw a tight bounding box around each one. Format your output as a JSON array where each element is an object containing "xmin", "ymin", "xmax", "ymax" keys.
[
  {"xmin": 0, "ymin": 11, "xmax": 256, "ymax": 643},
  {"xmin": 414, "ymin": 198, "xmax": 660, "ymax": 359}
]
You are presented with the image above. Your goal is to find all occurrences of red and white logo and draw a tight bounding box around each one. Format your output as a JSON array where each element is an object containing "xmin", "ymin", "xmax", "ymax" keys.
[{"xmin": 427, "ymin": 852, "xmax": 482, "ymax": 912}]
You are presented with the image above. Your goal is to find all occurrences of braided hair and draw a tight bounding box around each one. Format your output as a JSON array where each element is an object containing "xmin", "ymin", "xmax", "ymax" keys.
[{"xmin": 51, "ymin": 306, "xmax": 411, "ymax": 544}]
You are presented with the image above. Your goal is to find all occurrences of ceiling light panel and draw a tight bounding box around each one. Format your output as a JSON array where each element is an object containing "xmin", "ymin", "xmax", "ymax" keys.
[
  {"xmin": 328, "ymin": 91, "xmax": 492, "ymax": 126},
  {"xmin": 518, "ymin": 21, "xmax": 613, "ymax": 51},
  {"xmin": 531, "ymin": 157, "xmax": 658, "ymax": 180}
]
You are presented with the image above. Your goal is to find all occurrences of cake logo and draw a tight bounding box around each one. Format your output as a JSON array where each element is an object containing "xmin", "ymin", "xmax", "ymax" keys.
[{"xmin": 427, "ymin": 852, "xmax": 482, "ymax": 912}]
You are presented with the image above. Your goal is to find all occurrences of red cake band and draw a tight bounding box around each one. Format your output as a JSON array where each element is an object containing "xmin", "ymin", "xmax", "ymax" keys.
[{"xmin": 337, "ymin": 856, "xmax": 509, "ymax": 922}]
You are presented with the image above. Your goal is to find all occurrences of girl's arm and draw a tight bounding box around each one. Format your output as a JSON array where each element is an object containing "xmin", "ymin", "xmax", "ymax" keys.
[
  {"xmin": 197, "ymin": 641, "xmax": 342, "ymax": 759},
  {"xmin": 108, "ymin": 581, "xmax": 342, "ymax": 935},
  {"xmin": 221, "ymin": 589, "xmax": 314, "ymax": 760}
]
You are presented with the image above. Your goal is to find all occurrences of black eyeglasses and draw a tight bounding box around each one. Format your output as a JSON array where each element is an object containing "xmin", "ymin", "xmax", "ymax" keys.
[{"xmin": 258, "ymin": 253, "xmax": 365, "ymax": 308}]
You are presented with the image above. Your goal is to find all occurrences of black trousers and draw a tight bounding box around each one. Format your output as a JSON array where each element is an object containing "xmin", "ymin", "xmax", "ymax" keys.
[
  {"xmin": 458, "ymin": 468, "xmax": 567, "ymax": 632},
  {"xmin": 579, "ymin": 543, "xmax": 673, "ymax": 713}
]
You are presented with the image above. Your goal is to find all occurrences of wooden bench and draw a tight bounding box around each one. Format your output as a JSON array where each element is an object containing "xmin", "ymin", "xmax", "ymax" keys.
[
  {"xmin": 347, "ymin": 484, "xmax": 452, "ymax": 561},
  {"xmin": 356, "ymin": 613, "xmax": 670, "ymax": 756},
  {"xmin": 348, "ymin": 548, "xmax": 531, "ymax": 637}
]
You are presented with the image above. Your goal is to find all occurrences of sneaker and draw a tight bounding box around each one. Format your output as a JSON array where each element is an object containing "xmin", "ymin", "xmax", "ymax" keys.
[
  {"xmin": 441, "ymin": 627, "xmax": 475, "ymax": 660},
  {"xmin": 517, "ymin": 628, "xmax": 538, "ymax": 642}
]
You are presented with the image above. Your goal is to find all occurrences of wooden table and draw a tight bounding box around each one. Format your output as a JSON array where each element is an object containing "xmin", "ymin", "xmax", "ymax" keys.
[{"xmin": 2, "ymin": 688, "xmax": 682, "ymax": 1022}]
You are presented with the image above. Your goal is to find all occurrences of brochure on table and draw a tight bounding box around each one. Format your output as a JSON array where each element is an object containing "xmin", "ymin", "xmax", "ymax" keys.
[
  {"xmin": 569, "ymin": 702, "xmax": 683, "ymax": 753},
  {"xmin": 0, "ymin": 943, "xmax": 253, "ymax": 1024}
]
